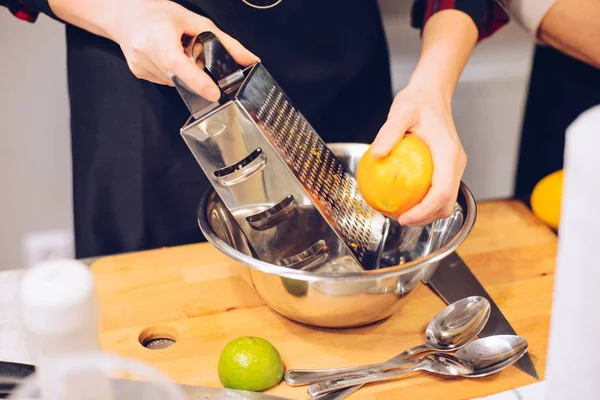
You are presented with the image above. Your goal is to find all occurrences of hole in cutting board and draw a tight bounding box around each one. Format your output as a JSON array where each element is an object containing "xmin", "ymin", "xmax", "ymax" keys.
[{"xmin": 139, "ymin": 326, "xmax": 179, "ymax": 350}]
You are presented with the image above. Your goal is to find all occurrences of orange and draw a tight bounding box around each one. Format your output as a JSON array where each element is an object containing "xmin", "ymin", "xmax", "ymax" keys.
[{"xmin": 356, "ymin": 134, "xmax": 433, "ymax": 218}]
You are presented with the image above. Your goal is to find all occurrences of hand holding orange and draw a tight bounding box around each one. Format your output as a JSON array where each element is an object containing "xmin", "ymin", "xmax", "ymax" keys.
[{"xmin": 356, "ymin": 134, "xmax": 433, "ymax": 219}]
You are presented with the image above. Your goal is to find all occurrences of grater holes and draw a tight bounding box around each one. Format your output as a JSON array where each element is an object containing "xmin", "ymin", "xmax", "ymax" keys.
[
  {"xmin": 256, "ymin": 87, "xmax": 275, "ymax": 121},
  {"xmin": 256, "ymin": 85, "xmax": 383, "ymax": 264},
  {"xmin": 315, "ymin": 152, "xmax": 333, "ymax": 203}
]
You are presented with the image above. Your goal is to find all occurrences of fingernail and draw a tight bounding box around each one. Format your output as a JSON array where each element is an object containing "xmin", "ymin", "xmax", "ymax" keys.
[
  {"xmin": 370, "ymin": 144, "xmax": 386, "ymax": 157},
  {"xmin": 203, "ymin": 85, "xmax": 221, "ymax": 102},
  {"xmin": 371, "ymin": 149, "xmax": 389, "ymax": 159},
  {"xmin": 398, "ymin": 216, "xmax": 421, "ymax": 226}
]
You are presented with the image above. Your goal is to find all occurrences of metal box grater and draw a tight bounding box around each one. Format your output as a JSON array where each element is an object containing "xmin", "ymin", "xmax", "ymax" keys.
[{"xmin": 173, "ymin": 32, "xmax": 389, "ymax": 272}]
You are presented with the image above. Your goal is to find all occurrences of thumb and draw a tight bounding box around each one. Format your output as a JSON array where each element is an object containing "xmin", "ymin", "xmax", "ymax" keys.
[
  {"xmin": 213, "ymin": 31, "xmax": 261, "ymax": 66},
  {"xmin": 370, "ymin": 111, "xmax": 414, "ymax": 158},
  {"xmin": 182, "ymin": 16, "xmax": 260, "ymax": 67}
]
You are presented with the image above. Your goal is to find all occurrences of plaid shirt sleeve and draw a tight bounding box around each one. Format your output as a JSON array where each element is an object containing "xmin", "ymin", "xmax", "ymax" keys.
[
  {"xmin": 1, "ymin": 0, "xmax": 56, "ymax": 23},
  {"xmin": 1, "ymin": 0, "xmax": 38, "ymax": 22},
  {"xmin": 413, "ymin": 0, "xmax": 510, "ymax": 41}
]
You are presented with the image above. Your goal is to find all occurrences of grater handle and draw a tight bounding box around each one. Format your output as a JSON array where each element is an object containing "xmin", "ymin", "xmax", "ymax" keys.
[{"xmin": 172, "ymin": 31, "xmax": 246, "ymax": 118}]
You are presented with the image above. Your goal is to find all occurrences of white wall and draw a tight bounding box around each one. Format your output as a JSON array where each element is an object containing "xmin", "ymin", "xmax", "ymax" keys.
[
  {"xmin": 0, "ymin": 13, "xmax": 72, "ymax": 270},
  {"xmin": 0, "ymin": 2, "xmax": 535, "ymax": 270}
]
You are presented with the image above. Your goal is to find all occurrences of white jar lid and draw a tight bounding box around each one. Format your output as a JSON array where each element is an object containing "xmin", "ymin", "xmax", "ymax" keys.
[{"xmin": 20, "ymin": 259, "xmax": 98, "ymax": 336}]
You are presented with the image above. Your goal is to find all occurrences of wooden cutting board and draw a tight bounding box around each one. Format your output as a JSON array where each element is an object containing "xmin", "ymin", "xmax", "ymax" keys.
[{"xmin": 91, "ymin": 200, "xmax": 557, "ymax": 399}]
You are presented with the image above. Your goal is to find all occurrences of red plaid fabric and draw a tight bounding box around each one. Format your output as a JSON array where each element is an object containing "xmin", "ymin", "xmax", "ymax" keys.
[
  {"xmin": 1, "ymin": 0, "xmax": 510, "ymax": 40},
  {"xmin": 421, "ymin": 0, "xmax": 510, "ymax": 41},
  {"xmin": 1, "ymin": 0, "xmax": 37, "ymax": 22}
]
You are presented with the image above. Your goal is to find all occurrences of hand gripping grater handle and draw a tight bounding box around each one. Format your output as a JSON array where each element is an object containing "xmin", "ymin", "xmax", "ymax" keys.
[
  {"xmin": 172, "ymin": 32, "xmax": 246, "ymax": 119},
  {"xmin": 173, "ymin": 32, "xmax": 389, "ymax": 271}
]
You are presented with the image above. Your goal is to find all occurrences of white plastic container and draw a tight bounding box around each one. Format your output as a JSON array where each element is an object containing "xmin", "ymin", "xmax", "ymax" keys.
[
  {"xmin": 544, "ymin": 105, "xmax": 600, "ymax": 400},
  {"xmin": 15, "ymin": 259, "xmax": 188, "ymax": 400},
  {"xmin": 20, "ymin": 259, "xmax": 106, "ymax": 400}
]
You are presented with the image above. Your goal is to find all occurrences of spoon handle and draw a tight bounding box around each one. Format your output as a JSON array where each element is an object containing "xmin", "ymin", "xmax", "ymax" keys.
[
  {"xmin": 309, "ymin": 385, "xmax": 362, "ymax": 400},
  {"xmin": 307, "ymin": 360, "xmax": 423, "ymax": 397},
  {"xmin": 390, "ymin": 343, "xmax": 431, "ymax": 361},
  {"xmin": 285, "ymin": 358, "xmax": 415, "ymax": 386},
  {"xmin": 284, "ymin": 344, "xmax": 426, "ymax": 386}
]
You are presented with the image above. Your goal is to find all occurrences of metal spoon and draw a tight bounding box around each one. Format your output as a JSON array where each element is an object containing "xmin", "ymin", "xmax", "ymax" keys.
[
  {"xmin": 284, "ymin": 295, "xmax": 491, "ymax": 386},
  {"xmin": 307, "ymin": 334, "xmax": 529, "ymax": 397},
  {"xmin": 308, "ymin": 386, "xmax": 361, "ymax": 400}
]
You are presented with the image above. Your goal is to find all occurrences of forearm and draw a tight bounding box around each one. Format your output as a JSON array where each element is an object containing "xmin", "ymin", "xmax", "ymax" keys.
[
  {"xmin": 47, "ymin": 0, "xmax": 119, "ymax": 40},
  {"xmin": 1, "ymin": 0, "xmax": 114, "ymax": 29},
  {"xmin": 408, "ymin": 10, "xmax": 478, "ymax": 103},
  {"xmin": 538, "ymin": 0, "xmax": 600, "ymax": 69}
]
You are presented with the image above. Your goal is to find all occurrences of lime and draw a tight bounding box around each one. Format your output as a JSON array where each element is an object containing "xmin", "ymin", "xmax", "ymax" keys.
[
  {"xmin": 281, "ymin": 277, "xmax": 308, "ymax": 297},
  {"xmin": 218, "ymin": 336, "xmax": 284, "ymax": 391}
]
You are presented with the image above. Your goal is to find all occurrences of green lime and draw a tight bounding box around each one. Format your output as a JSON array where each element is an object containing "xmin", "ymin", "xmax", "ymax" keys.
[
  {"xmin": 281, "ymin": 277, "xmax": 308, "ymax": 297},
  {"xmin": 218, "ymin": 336, "xmax": 285, "ymax": 391}
]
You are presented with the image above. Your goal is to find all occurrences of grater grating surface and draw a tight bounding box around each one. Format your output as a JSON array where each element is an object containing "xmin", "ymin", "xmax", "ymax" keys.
[{"xmin": 255, "ymin": 86, "xmax": 386, "ymax": 268}]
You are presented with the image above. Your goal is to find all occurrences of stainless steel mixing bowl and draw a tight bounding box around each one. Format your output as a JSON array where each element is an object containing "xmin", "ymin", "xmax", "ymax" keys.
[{"xmin": 197, "ymin": 143, "xmax": 477, "ymax": 328}]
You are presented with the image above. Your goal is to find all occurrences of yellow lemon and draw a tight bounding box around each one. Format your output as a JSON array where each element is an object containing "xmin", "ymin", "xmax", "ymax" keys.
[{"xmin": 530, "ymin": 169, "xmax": 564, "ymax": 230}]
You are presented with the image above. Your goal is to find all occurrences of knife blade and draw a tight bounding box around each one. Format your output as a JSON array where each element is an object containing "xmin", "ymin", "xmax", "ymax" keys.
[
  {"xmin": 0, "ymin": 361, "xmax": 290, "ymax": 400},
  {"xmin": 425, "ymin": 252, "xmax": 539, "ymax": 380},
  {"xmin": 177, "ymin": 382, "xmax": 290, "ymax": 399}
]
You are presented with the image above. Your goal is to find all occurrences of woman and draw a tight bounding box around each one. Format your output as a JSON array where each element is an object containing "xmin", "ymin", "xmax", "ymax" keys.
[
  {"xmin": 2, "ymin": 0, "xmax": 508, "ymax": 258},
  {"xmin": 508, "ymin": 0, "xmax": 600, "ymax": 202}
]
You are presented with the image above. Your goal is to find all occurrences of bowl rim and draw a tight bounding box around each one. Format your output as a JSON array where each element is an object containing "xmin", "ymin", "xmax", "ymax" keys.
[{"xmin": 197, "ymin": 142, "xmax": 477, "ymax": 282}]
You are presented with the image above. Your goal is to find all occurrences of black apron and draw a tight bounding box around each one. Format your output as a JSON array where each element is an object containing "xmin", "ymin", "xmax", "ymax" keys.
[
  {"xmin": 66, "ymin": 0, "xmax": 393, "ymax": 259},
  {"xmin": 514, "ymin": 45, "xmax": 600, "ymax": 205}
]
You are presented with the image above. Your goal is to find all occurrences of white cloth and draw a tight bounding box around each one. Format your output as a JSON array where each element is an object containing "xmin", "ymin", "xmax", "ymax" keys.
[
  {"xmin": 543, "ymin": 106, "xmax": 600, "ymax": 400},
  {"xmin": 506, "ymin": 0, "xmax": 558, "ymax": 35},
  {"xmin": 475, "ymin": 382, "xmax": 547, "ymax": 400}
]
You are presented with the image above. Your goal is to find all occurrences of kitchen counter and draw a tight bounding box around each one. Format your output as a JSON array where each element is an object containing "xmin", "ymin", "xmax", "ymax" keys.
[{"xmin": 90, "ymin": 199, "xmax": 557, "ymax": 399}]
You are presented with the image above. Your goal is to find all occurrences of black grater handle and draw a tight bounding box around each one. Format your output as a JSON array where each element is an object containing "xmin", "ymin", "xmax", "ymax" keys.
[{"xmin": 172, "ymin": 32, "xmax": 247, "ymax": 118}]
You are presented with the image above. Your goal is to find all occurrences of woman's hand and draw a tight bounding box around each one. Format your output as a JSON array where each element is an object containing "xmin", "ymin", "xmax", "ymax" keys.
[
  {"xmin": 370, "ymin": 86, "xmax": 466, "ymax": 226},
  {"xmin": 111, "ymin": 0, "xmax": 258, "ymax": 101},
  {"xmin": 369, "ymin": 9, "xmax": 478, "ymax": 227},
  {"xmin": 49, "ymin": 0, "xmax": 259, "ymax": 102}
]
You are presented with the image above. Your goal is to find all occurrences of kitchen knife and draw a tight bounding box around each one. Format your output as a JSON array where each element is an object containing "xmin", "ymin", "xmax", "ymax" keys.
[
  {"xmin": 425, "ymin": 252, "xmax": 539, "ymax": 380},
  {"xmin": 176, "ymin": 383, "xmax": 290, "ymax": 400},
  {"xmin": 0, "ymin": 361, "xmax": 33, "ymax": 399},
  {"xmin": 0, "ymin": 361, "xmax": 290, "ymax": 400}
]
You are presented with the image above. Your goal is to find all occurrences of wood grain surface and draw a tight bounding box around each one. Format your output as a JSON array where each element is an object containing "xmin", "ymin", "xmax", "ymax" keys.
[{"xmin": 91, "ymin": 200, "xmax": 557, "ymax": 399}]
